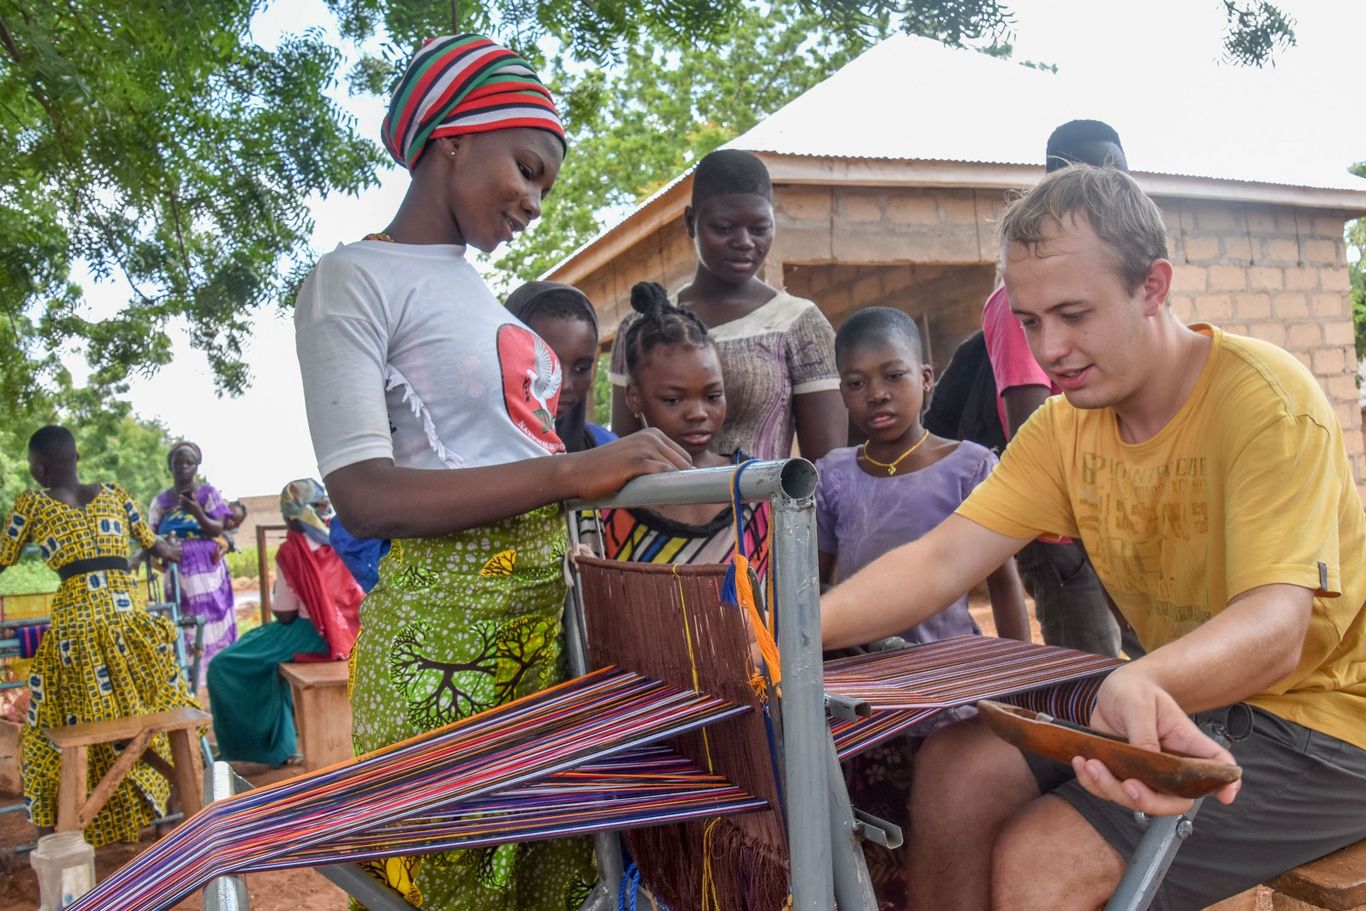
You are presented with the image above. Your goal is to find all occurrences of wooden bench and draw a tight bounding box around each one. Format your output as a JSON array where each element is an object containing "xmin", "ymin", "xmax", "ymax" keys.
[
  {"xmin": 45, "ymin": 706, "xmax": 210, "ymax": 832},
  {"xmin": 279, "ymin": 661, "xmax": 352, "ymax": 772},
  {"xmin": 1266, "ymin": 840, "xmax": 1366, "ymax": 910}
]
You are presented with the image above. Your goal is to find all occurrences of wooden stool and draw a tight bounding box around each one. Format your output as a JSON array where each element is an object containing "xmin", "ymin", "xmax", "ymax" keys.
[
  {"xmin": 46, "ymin": 706, "xmax": 211, "ymax": 832},
  {"xmin": 1267, "ymin": 840, "xmax": 1366, "ymax": 910},
  {"xmin": 279, "ymin": 661, "xmax": 352, "ymax": 772}
]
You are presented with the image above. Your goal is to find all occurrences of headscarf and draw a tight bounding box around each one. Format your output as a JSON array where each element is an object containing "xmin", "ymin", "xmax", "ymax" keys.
[
  {"xmin": 279, "ymin": 479, "xmax": 334, "ymax": 548},
  {"xmin": 506, "ymin": 281, "xmax": 599, "ymax": 453},
  {"xmin": 382, "ymin": 34, "xmax": 565, "ymax": 171},
  {"xmin": 166, "ymin": 440, "xmax": 202, "ymax": 470}
]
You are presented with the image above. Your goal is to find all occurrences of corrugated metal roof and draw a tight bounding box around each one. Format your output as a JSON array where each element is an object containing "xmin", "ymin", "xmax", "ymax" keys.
[
  {"xmin": 545, "ymin": 33, "xmax": 1366, "ymax": 280},
  {"xmin": 726, "ymin": 34, "xmax": 1366, "ymax": 192}
]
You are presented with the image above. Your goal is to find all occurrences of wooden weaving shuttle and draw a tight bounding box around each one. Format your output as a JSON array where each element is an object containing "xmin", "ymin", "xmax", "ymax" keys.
[{"xmin": 976, "ymin": 700, "xmax": 1242, "ymax": 799}]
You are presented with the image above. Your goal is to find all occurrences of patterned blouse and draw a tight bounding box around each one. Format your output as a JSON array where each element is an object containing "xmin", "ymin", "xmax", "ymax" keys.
[{"xmin": 610, "ymin": 292, "xmax": 839, "ymax": 460}]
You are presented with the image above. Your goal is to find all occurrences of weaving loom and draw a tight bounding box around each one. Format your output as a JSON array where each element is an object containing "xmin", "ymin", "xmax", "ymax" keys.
[{"xmin": 73, "ymin": 459, "xmax": 1141, "ymax": 911}]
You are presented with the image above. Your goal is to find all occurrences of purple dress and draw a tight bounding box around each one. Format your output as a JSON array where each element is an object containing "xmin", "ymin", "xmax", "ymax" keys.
[
  {"xmin": 150, "ymin": 483, "xmax": 236, "ymax": 679},
  {"xmin": 816, "ymin": 441, "xmax": 996, "ymax": 644}
]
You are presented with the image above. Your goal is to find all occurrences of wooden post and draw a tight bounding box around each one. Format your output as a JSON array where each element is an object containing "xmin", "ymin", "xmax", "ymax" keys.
[
  {"xmin": 56, "ymin": 744, "xmax": 88, "ymax": 832},
  {"xmin": 257, "ymin": 523, "xmax": 271, "ymax": 626},
  {"xmin": 167, "ymin": 729, "xmax": 204, "ymax": 819},
  {"xmin": 255, "ymin": 524, "xmax": 288, "ymax": 626}
]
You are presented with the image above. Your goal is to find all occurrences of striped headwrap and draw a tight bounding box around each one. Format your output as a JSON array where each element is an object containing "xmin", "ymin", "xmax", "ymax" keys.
[{"xmin": 382, "ymin": 34, "xmax": 565, "ymax": 171}]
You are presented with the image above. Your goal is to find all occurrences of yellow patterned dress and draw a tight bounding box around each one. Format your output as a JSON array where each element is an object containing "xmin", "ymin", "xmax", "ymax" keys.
[{"xmin": 0, "ymin": 483, "xmax": 201, "ymax": 845}]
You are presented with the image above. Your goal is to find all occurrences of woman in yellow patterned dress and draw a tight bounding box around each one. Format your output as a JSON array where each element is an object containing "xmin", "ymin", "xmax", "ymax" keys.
[{"xmin": 0, "ymin": 426, "xmax": 198, "ymax": 845}]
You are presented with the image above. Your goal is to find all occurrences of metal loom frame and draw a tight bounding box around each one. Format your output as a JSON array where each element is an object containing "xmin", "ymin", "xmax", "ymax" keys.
[
  {"xmin": 195, "ymin": 457, "xmax": 1196, "ymax": 910},
  {"xmin": 565, "ymin": 457, "xmax": 878, "ymax": 910}
]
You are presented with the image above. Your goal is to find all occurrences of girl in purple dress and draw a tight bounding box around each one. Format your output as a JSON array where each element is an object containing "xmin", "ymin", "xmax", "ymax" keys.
[{"xmin": 149, "ymin": 440, "xmax": 236, "ymax": 682}]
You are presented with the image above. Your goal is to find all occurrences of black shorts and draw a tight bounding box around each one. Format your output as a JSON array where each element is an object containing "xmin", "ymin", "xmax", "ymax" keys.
[{"xmin": 1024, "ymin": 705, "xmax": 1366, "ymax": 911}]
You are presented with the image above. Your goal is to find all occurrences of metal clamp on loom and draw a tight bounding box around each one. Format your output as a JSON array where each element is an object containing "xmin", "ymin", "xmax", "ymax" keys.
[
  {"xmin": 851, "ymin": 808, "xmax": 904, "ymax": 849},
  {"xmin": 825, "ymin": 690, "xmax": 872, "ymax": 721}
]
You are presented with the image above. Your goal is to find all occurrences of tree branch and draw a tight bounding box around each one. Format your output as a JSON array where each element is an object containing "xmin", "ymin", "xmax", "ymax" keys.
[{"xmin": 167, "ymin": 189, "xmax": 193, "ymax": 292}]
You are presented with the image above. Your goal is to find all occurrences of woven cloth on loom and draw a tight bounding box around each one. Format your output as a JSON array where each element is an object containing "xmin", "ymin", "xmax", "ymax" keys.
[
  {"xmin": 69, "ymin": 667, "xmax": 753, "ymax": 911},
  {"xmin": 824, "ymin": 635, "xmax": 1121, "ymax": 711},
  {"xmin": 578, "ymin": 556, "xmax": 790, "ymax": 911}
]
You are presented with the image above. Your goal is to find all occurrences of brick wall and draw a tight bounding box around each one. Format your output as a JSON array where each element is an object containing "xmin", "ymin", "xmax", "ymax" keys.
[
  {"xmin": 784, "ymin": 262, "xmax": 996, "ymax": 371},
  {"xmin": 1158, "ymin": 198, "xmax": 1362, "ymax": 482}
]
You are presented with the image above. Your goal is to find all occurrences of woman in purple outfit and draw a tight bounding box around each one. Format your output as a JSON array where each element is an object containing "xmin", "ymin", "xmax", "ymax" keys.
[{"xmin": 148, "ymin": 440, "xmax": 236, "ymax": 681}]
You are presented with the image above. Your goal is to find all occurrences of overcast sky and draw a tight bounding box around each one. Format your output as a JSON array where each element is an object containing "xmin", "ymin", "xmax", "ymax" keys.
[{"xmin": 72, "ymin": 0, "xmax": 1366, "ymax": 498}]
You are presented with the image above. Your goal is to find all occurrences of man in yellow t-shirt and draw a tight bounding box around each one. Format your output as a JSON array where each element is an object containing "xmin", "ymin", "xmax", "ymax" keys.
[{"xmin": 821, "ymin": 165, "xmax": 1366, "ymax": 911}]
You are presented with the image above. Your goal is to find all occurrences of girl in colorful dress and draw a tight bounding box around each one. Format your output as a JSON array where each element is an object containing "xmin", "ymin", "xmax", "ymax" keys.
[
  {"xmin": 505, "ymin": 280, "xmax": 617, "ymax": 452},
  {"xmin": 148, "ymin": 440, "xmax": 236, "ymax": 678},
  {"xmin": 582, "ymin": 282, "xmax": 770, "ymax": 575},
  {"xmin": 206, "ymin": 479, "xmax": 362, "ymax": 767},
  {"xmin": 0, "ymin": 426, "xmax": 198, "ymax": 845},
  {"xmin": 292, "ymin": 35, "xmax": 687, "ymax": 910},
  {"xmin": 610, "ymin": 149, "xmax": 847, "ymax": 461}
]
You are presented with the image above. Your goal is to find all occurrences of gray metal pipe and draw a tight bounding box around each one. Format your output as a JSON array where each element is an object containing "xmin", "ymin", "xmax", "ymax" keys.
[
  {"xmin": 1104, "ymin": 802, "xmax": 1203, "ymax": 911},
  {"xmin": 773, "ymin": 492, "xmax": 836, "ymax": 909},
  {"xmin": 565, "ymin": 515, "xmax": 628, "ymax": 911},
  {"xmin": 202, "ymin": 762, "xmax": 249, "ymax": 911},
  {"xmin": 568, "ymin": 458, "xmax": 817, "ymax": 511},
  {"xmin": 826, "ymin": 738, "xmax": 879, "ymax": 910}
]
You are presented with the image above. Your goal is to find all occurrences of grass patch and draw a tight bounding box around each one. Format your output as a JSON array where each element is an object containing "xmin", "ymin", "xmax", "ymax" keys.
[
  {"xmin": 225, "ymin": 545, "xmax": 277, "ymax": 582},
  {"xmin": 0, "ymin": 560, "xmax": 59, "ymax": 595}
]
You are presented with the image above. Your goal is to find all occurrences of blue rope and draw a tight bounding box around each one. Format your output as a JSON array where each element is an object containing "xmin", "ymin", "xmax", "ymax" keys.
[
  {"xmin": 619, "ymin": 862, "xmax": 643, "ymax": 911},
  {"xmin": 720, "ymin": 458, "xmax": 757, "ymax": 608}
]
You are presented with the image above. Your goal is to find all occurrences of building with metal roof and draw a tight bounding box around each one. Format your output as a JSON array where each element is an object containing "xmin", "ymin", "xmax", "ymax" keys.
[{"xmin": 545, "ymin": 34, "xmax": 1366, "ymax": 475}]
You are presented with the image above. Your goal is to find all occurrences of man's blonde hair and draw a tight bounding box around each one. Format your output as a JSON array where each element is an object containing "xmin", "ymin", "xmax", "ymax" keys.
[{"xmin": 999, "ymin": 164, "xmax": 1169, "ymax": 293}]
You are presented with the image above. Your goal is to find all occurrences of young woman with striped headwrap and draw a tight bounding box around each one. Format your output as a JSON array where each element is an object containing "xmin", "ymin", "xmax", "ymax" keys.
[{"xmin": 292, "ymin": 34, "xmax": 689, "ymax": 909}]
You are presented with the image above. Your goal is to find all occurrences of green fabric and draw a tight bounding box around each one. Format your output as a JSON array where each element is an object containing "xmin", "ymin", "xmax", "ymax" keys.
[
  {"xmin": 349, "ymin": 506, "xmax": 592, "ymax": 910},
  {"xmin": 206, "ymin": 618, "xmax": 327, "ymax": 767}
]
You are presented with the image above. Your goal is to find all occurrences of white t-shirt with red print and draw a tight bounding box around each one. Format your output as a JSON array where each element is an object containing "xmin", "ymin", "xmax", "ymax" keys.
[{"xmin": 295, "ymin": 239, "xmax": 564, "ymax": 478}]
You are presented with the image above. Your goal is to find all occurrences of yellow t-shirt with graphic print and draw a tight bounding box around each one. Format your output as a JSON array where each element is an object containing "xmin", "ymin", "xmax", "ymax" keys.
[{"xmin": 957, "ymin": 325, "xmax": 1366, "ymax": 749}]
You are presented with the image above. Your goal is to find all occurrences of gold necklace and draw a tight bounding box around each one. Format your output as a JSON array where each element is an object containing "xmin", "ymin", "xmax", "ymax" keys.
[
  {"xmin": 364, "ymin": 232, "xmax": 394, "ymax": 242},
  {"xmin": 860, "ymin": 429, "xmax": 931, "ymax": 476}
]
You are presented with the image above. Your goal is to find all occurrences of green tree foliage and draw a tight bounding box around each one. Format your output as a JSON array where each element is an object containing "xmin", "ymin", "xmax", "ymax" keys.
[
  {"xmin": 1349, "ymin": 163, "xmax": 1366, "ymax": 359},
  {"xmin": 0, "ymin": 382, "xmax": 174, "ymax": 517},
  {"xmin": 492, "ymin": 1, "xmax": 892, "ymax": 286},
  {"xmin": 0, "ymin": 0, "xmax": 1298, "ymax": 410},
  {"xmin": 0, "ymin": 0, "xmax": 383, "ymax": 417}
]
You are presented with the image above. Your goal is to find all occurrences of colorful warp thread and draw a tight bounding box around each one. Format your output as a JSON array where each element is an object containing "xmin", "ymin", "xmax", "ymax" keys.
[
  {"xmin": 823, "ymin": 635, "xmax": 1121, "ymax": 711},
  {"xmin": 69, "ymin": 668, "xmax": 749, "ymax": 911},
  {"xmin": 828, "ymin": 673, "xmax": 1109, "ymax": 761},
  {"xmin": 579, "ymin": 557, "xmax": 791, "ymax": 911},
  {"xmin": 250, "ymin": 745, "xmax": 767, "ymax": 868}
]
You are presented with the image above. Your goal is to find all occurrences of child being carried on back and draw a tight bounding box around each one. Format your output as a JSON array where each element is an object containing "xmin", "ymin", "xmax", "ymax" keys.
[{"xmin": 817, "ymin": 307, "xmax": 1029, "ymax": 644}]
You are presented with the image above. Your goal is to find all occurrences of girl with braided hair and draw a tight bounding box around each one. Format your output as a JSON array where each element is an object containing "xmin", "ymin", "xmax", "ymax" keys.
[{"xmin": 581, "ymin": 282, "xmax": 770, "ymax": 575}]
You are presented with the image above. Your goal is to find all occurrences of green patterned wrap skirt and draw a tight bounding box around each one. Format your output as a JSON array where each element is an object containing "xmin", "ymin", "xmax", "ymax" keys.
[{"xmin": 348, "ymin": 506, "xmax": 592, "ymax": 909}]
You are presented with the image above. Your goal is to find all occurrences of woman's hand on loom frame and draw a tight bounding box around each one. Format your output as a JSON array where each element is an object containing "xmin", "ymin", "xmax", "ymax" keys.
[
  {"xmin": 566, "ymin": 429, "xmax": 691, "ymax": 502},
  {"xmin": 1076, "ymin": 664, "xmax": 1240, "ymax": 816}
]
